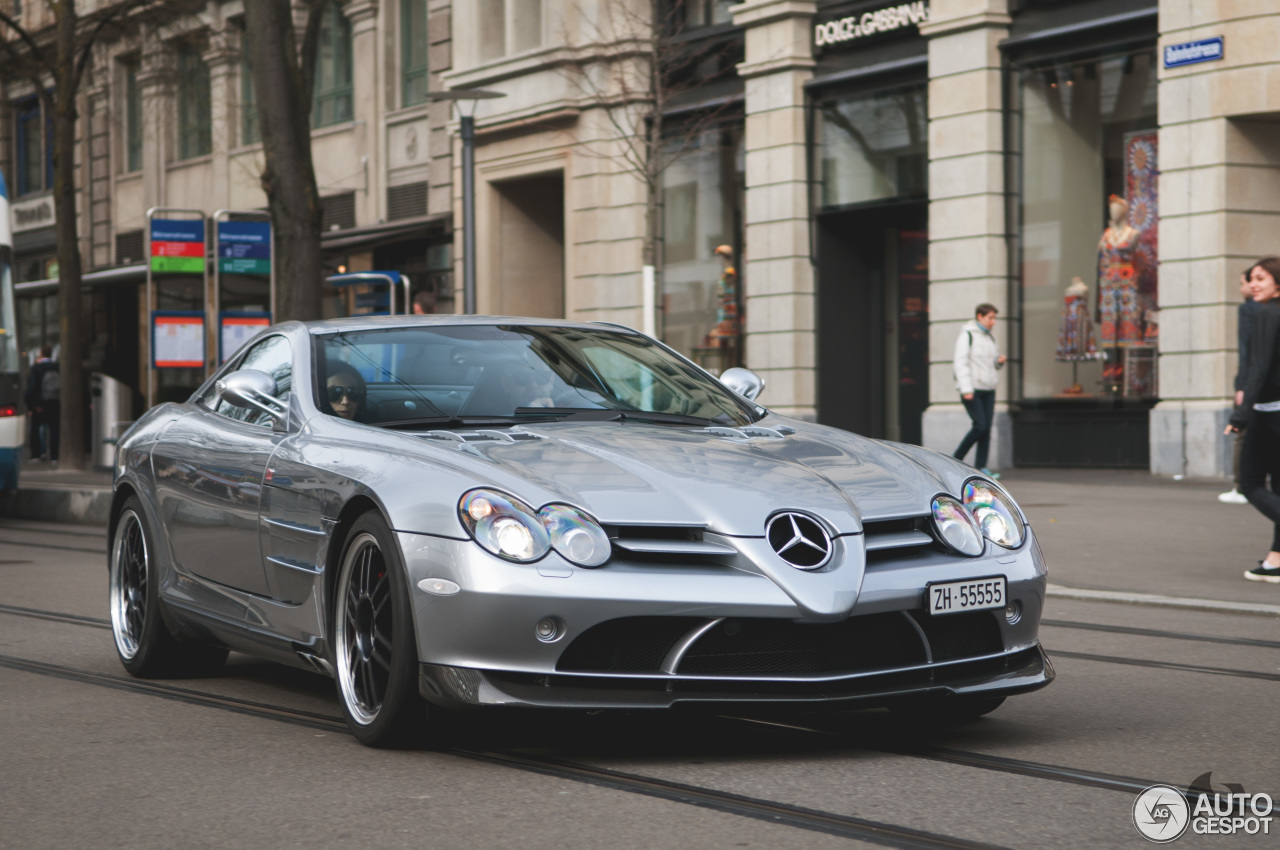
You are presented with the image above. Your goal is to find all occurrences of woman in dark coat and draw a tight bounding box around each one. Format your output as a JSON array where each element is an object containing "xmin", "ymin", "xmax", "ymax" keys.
[{"xmin": 1225, "ymin": 256, "xmax": 1280, "ymax": 582}]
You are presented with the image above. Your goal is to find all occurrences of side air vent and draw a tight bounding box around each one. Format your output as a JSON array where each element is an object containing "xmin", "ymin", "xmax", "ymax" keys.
[{"xmin": 863, "ymin": 516, "xmax": 934, "ymax": 552}]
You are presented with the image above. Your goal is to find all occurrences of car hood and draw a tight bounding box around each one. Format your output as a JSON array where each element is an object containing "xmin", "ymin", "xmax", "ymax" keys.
[{"xmin": 403, "ymin": 417, "xmax": 953, "ymax": 537}]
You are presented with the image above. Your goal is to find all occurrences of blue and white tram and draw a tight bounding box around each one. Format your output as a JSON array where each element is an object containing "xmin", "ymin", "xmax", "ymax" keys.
[{"xmin": 0, "ymin": 169, "xmax": 21, "ymax": 490}]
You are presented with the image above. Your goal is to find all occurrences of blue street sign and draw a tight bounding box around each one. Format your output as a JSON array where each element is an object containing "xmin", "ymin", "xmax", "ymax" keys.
[
  {"xmin": 150, "ymin": 219, "xmax": 205, "ymax": 243},
  {"xmin": 217, "ymin": 220, "xmax": 270, "ymax": 245},
  {"xmin": 1164, "ymin": 37, "xmax": 1224, "ymax": 69}
]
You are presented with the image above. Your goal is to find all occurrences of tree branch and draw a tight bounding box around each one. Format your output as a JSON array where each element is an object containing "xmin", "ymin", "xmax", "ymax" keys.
[{"xmin": 0, "ymin": 7, "xmax": 51, "ymax": 71}]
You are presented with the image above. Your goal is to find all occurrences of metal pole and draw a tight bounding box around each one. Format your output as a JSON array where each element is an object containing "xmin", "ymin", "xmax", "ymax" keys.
[{"xmin": 461, "ymin": 114, "xmax": 476, "ymax": 315}]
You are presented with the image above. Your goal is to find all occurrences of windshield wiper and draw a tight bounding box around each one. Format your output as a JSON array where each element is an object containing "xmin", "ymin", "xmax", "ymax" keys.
[
  {"xmin": 369, "ymin": 416, "xmax": 532, "ymax": 430},
  {"xmin": 513, "ymin": 407, "xmax": 720, "ymax": 426}
]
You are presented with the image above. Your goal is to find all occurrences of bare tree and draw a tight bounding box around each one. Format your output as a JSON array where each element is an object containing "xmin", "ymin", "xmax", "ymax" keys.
[
  {"xmin": 241, "ymin": 0, "xmax": 326, "ymax": 322},
  {"xmin": 567, "ymin": 0, "xmax": 740, "ymax": 273},
  {"xmin": 0, "ymin": 0, "xmax": 188, "ymax": 471}
]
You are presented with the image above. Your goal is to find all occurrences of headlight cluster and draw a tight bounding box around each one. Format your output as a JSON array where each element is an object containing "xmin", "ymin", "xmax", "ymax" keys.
[
  {"xmin": 931, "ymin": 479, "xmax": 1025, "ymax": 556},
  {"xmin": 459, "ymin": 489, "xmax": 611, "ymax": 567}
]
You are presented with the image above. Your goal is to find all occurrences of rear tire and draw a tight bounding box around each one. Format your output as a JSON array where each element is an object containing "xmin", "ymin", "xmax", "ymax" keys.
[
  {"xmin": 332, "ymin": 511, "xmax": 429, "ymax": 747},
  {"xmin": 109, "ymin": 498, "xmax": 227, "ymax": 677}
]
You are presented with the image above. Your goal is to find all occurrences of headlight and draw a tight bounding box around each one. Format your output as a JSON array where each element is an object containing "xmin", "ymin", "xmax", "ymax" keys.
[
  {"xmin": 931, "ymin": 494, "xmax": 984, "ymax": 556},
  {"xmin": 962, "ymin": 479, "xmax": 1025, "ymax": 548},
  {"xmin": 459, "ymin": 490, "xmax": 550, "ymax": 562},
  {"xmin": 539, "ymin": 504, "xmax": 611, "ymax": 567}
]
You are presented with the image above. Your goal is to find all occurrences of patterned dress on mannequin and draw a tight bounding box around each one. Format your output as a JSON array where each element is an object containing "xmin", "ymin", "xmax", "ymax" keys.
[
  {"xmin": 1056, "ymin": 291, "xmax": 1100, "ymax": 361},
  {"xmin": 1097, "ymin": 230, "xmax": 1143, "ymax": 346}
]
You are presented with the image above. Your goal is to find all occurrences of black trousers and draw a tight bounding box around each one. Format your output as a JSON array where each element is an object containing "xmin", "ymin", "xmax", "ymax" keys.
[
  {"xmin": 953, "ymin": 389, "xmax": 995, "ymax": 469},
  {"xmin": 1239, "ymin": 410, "xmax": 1280, "ymax": 551}
]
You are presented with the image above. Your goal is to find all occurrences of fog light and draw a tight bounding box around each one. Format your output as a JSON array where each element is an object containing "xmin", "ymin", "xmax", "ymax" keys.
[
  {"xmin": 535, "ymin": 617, "xmax": 563, "ymax": 642},
  {"xmin": 1005, "ymin": 600, "xmax": 1022, "ymax": 624}
]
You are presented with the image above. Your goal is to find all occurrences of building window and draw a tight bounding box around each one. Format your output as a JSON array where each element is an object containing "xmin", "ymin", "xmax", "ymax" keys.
[
  {"xmin": 402, "ymin": 0, "xmax": 428, "ymax": 107},
  {"xmin": 661, "ymin": 118, "xmax": 744, "ymax": 373},
  {"xmin": 176, "ymin": 45, "xmax": 212, "ymax": 159},
  {"xmin": 1014, "ymin": 50, "xmax": 1159, "ymax": 401},
  {"xmin": 15, "ymin": 97, "xmax": 50, "ymax": 196},
  {"xmin": 124, "ymin": 60, "xmax": 142, "ymax": 172},
  {"xmin": 241, "ymin": 51, "xmax": 259, "ymax": 145},
  {"xmin": 666, "ymin": 0, "xmax": 734, "ymax": 31},
  {"xmin": 314, "ymin": 1, "xmax": 353, "ymax": 127},
  {"xmin": 478, "ymin": 0, "xmax": 541, "ymax": 63},
  {"xmin": 815, "ymin": 84, "xmax": 927, "ymax": 208}
]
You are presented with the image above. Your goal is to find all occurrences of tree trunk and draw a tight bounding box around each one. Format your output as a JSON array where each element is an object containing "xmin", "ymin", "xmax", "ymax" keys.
[
  {"xmin": 52, "ymin": 3, "xmax": 85, "ymax": 470},
  {"xmin": 243, "ymin": 0, "xmax": 324, "ymax": 322}
]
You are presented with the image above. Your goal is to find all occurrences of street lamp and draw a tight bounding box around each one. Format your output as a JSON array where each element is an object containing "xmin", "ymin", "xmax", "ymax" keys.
[{"xmin": 428, "ymin": 88, "xmax": 506, "ymax": 315}]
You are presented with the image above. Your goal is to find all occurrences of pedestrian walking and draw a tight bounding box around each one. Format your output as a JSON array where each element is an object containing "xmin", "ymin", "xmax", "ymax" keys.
[
  {"xmin": 953, "ymin": 303, "xmax": 1007, "ymax": 478},
  {"xmin": 1220, "ymin": 266, "xmax": 1260, "ymax": 504},
  {"xmin": 1224, "ymin": 256, "xmax": 1280, "ymax": 583},
  {"xmin": 23, "ymin": 345, "xmax": 60, "ymax": 462}
]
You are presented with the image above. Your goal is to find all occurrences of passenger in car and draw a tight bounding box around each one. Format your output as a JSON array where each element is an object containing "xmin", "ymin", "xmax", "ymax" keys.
[{"xmin": 324, "ymin": 362, "xmax": 366, "ymax": 421}]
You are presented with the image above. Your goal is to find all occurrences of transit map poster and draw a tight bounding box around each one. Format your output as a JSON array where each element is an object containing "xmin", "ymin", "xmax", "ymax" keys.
[{"xmin": 152, "ymin": 312, "xmax": 205, "ymax": 368}]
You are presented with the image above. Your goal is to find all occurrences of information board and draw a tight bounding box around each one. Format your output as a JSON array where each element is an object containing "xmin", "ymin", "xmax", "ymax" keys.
[
  {"xmin": 217, "ymin": 221, "xmax": 271, "ymax": 275},
  {"xmin": 220, "ymin": 313, "xmax": 272, "ymax": 363},
  {"xmin": 152, "ymin": 312, "xmax": 205, "ymax": 368},
  {"xmin": 150, "ymin": 220, "xmax": 205, "ymax": 274}
]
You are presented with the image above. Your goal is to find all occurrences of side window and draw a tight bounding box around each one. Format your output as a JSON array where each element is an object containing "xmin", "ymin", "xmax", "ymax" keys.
[{"xmin": 212, "ymin": 335, "xmax": 293, "ymax": 427}]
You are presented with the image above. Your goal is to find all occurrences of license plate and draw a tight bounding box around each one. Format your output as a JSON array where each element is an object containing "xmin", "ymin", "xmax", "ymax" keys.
[{"xmin": 928, "ymin": 576, "xmax": 1006, "ymax": 615}]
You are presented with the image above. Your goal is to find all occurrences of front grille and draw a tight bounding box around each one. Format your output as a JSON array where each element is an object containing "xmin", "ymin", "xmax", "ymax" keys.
[
  {"xmin": 678, "ymin": 612, "xmax": 926, "ymax": 676},
  {"xmin": 556, "ymin": 617, "xmax": 704, "ymax": 673},
  {"xmin": 912, "ymin": 610, "xmax": 1005, "ymax": 661}
]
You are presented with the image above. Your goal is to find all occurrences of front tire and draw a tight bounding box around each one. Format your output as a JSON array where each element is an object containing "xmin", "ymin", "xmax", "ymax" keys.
[
  {"xmin": 109, "ymin": 497, "xmax": 226, "ymax": 677},
  {"xmin": 333, "ymin": 512, "xmax": 428, "ymax": 747}
]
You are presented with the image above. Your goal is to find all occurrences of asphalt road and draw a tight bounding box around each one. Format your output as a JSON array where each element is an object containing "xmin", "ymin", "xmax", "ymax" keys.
[{"xmin": 1, "ymin": 493, "xmax": 1277, "ymax": 849}]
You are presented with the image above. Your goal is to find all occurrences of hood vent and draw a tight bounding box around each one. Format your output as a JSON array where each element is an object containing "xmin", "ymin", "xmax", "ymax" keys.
[
  {"xmin": 422, "ymin": 429, "xmax": 545, "ymax": 444},
  {"xmin": 698, "ymin": 424, "xmax": 794, "ymax": 441}
]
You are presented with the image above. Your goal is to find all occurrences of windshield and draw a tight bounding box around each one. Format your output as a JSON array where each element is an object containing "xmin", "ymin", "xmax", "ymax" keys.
[{"xmin": 313, "ymin": 324, "xmax": 758, "ymax": 427}]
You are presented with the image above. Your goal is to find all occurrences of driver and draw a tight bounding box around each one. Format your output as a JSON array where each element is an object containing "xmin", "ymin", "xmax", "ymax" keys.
[
  {"xmin": 324, "ymin": 362, "xmax": 366, "ymax": 421},
  {"xmin": 501, "ymin": 364, "xmax": 555, "ymax": 410}
]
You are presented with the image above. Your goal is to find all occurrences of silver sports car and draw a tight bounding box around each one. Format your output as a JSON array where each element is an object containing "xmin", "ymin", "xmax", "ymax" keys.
[{"xmin": 109, "ymin": 316, "xmax": 1052, "ymax": 746}]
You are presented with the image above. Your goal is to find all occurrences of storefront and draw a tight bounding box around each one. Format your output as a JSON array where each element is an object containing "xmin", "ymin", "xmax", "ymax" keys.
[
  {"xmin": 1003, "ymin": 0, "xmax": 1158, "ymax": 467},
  {"xmin": 809, "ymin": 1, "xmax": 930, "ymax": 443}
]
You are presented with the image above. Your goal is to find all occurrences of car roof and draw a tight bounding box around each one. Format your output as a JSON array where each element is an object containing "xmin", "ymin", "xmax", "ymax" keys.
[{"xmin": 302, "ymin": 315, "xmax": 642, "ymax": 335}]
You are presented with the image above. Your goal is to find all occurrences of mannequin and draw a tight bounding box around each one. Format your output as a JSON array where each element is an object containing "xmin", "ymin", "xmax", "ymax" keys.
[
  {"xmin": 1056, "ymin": 276, "xmax": 1101, "ymax": 394},
  {"xmin": 1097, "ymin": 195, "xmax": 1143, "ymax": 346}
]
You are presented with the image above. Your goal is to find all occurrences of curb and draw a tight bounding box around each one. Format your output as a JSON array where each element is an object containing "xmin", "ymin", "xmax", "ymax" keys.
[
  {"xmin": 0, "ymin": 485, "xmax": 112, "ymax": 526},
  {"xmin": 1046, "ymin": 583, "xmax": 1280, "ymax": 618}
]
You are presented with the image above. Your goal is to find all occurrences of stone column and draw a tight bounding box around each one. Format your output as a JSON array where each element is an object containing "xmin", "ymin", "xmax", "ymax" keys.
[
  {"xmin": 1150, "ymin": 1, "xmax": 1280, "ymax": 478},
  {"xmin": 732, "ymin": 0, "xmax": 817, "ymax": 419},
  {"xmin": 137, "ymin": 36, "xmax": 174, "ymax": 211},
  {"xmin": 204, "ymin": 23, "xmax": 239, "ymax": 213},
  {"xmin": 84, "ymin": 48, "xmax": 112, "ymax": 270},
  {"xmin": 345, "ymin": 0, "xmax": 382, "ymax": 225},
  {"xmin": 427, "ymin": 1, "xmax": 454, "ymax": 219},
  {"xmin": 919, "ymin": 0, "xmax": 1012, "ymax": 468}
]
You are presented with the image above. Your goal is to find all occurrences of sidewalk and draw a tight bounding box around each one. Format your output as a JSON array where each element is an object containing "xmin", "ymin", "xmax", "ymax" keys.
[
  {"xmin": 0, "ymin": 459, "xmax": 113, "ymax": 525},
  {"xmin": 2, "ymin": 460, "xmax": 1276, "ymax": 616}
]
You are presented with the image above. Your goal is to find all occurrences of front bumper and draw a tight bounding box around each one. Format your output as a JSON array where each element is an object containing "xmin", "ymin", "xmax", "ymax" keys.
[
  {"xmin": 419, "ymin": 644, "xmax": 1054, "ymax": 709},
  {"xmin": 398, "ymin": 527, "xmax": 1051, "ymax": 709}
]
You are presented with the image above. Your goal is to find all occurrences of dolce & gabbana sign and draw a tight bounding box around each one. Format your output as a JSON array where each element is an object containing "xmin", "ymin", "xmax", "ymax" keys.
[
  {"xmin": 815, "ymin": 2, "xmax": 930, "ymax": 48},
  {"xmin": 11, "ymin": 195, "xmax": 55, "ymax": 233}
]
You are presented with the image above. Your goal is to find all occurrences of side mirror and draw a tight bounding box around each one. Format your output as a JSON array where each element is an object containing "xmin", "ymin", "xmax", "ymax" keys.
[
  {"xmin": 720, "ymin": 367, "xmax": 765, "ymax": 401},
  {"xmin": 216, "ymin": 369, "xmax": 287, "ymax": 423}
]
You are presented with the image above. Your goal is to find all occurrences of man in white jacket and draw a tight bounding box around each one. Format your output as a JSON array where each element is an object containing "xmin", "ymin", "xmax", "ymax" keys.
[{"xmin": 953, "ymin": 303, "xmax": 1007, "ymax": 477}]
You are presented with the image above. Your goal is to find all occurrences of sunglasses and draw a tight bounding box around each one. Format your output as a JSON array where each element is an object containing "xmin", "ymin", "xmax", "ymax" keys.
[{"xmin": 326, "ymin": 385, "xmax": 364, "ymax": 404}]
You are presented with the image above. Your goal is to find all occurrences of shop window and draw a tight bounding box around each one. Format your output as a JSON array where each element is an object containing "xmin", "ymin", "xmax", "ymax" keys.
[
  {"xmin": 314, "ymin": 1, "xmax": 354, "ymax": 128},
  {"xmin": 1014, "ymin": 50, "xmax": 1158, "ymax": 401},
  {"xmin": 15, "ymin": 97, "xmax": 51, "ymax": 196},
  {"xmin": 176, "ymin": 45, "xmax": 212, "ymax": 160},
  {"xmin": 124, "ymin": 60, "xmax": 142, "ymax": 172},
  {"xmin": 478, "ymin": 0, "xmax": 541, "ymax": 63},
  {"xmin": 661, "ymin": 120, "xmax": 744, "ymax": 373},
  {"xmin": 816, "ymin": 84, "xmax": 927, "ymax": 208},
  {"xmin": 402, "ymin": 0, "xmax": 428, "ymax": 107}
]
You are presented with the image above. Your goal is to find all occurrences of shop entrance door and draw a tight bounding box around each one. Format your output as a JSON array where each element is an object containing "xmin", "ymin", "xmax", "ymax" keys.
[{"xmin": 815, "ymin": 201, "xmax": 928, "ymax": 443}]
